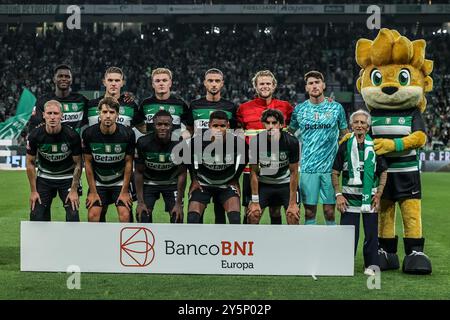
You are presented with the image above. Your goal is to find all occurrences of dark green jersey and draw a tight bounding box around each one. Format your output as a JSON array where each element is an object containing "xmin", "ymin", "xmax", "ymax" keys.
[
  {"xmin": 26, "ymin": 125, "xmax": 81, "ymax": 180},
  {"xmin": 138, "ymin": 94, "xmax": 191, "ymax": 134},
  {"xmin": 135, "ymin": 135, "xmax": 183, "ymax": 186},
  {"xmin": 82, "ymin": 123, "xmax": 135, "ymax": 187},
  {"xmin": 250, "ymin": 131, "xmax": 299, "ymax": 184},
  {"xmin": 29, "ymin": 92, "xmax": 89, "ymax": 134},
  {"xmin": 188, "ymin": 133, "xmax": 248, "ymax": 187},
  {"xmin": 189, "ymin": 97, "xmax": 237, "ymax": 131},
  {"xmin": 87, "ymin": 94, "xmax": 144, "ymax": 128}
]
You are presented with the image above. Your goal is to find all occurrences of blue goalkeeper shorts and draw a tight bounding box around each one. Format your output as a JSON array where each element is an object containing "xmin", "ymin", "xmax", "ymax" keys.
[{"xmin": 300, "ymin": 172, "xmax": 335, "ymax": 205}]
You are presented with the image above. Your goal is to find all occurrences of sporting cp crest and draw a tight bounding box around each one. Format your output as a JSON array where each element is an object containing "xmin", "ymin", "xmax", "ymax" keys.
[
  {"xmin": 61, "ymin": 144, "xmax": 68, "ymax": 152},
  {"xmin": 169, "ymin": 106, "xmax": 175, "ymax": 114},
  {"xmin": 114, "ymin": 145, "xmax": 122, "ymax": 153}
]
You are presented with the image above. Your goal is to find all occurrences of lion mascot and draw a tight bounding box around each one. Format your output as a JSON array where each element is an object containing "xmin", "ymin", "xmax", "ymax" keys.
[{"xmin": 355, "ymin": 28, "xmax": 432, "ymax": 274}]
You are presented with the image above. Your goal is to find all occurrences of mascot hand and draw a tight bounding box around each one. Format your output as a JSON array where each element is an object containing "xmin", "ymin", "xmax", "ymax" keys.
[
  {"xmin": 339, "ymin": 132, "xmax": 352, "ymax": 145},
  {"xmin": 374, "ymin": 138, "xmax": 395, "ymax": 155}
]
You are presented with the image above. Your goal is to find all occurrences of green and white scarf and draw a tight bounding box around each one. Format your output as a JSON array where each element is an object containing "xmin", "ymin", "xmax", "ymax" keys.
[{"xmin": 347, "ymin": 133, "xmax": 375, "ymax": 213}]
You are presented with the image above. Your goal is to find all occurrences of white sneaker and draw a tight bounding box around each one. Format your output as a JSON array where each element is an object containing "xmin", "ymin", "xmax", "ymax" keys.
[{"xmin": 364, "ymin": 268, "xmax": 376, "ymax": 276}]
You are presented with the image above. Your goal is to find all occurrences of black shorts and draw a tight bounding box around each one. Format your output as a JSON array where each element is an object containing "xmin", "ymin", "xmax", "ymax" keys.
[
  {"xmin": 143, "ymin": 184, "xmax": 178, "ymax": 212},
  {"xmin": 189, "ymin": 185, "xmax": 240, "ymax": 206},
  {"xmin": 31, "ymin": 177, "xmax": 79, "ymax": 222},
  {"xmin": 91, "ymin": 186, "xmax": 130, "ymax": 208},
  {"xmin": 242, "ymin": 173, "xmax": 251, "ymax": 207},
  {"xmin": 382, "ymin": 171, "xmax": 422, "ymax": 201},
  {"xmin": 259, "ymin": 182, "xmax": 293, "ymax": 209}
]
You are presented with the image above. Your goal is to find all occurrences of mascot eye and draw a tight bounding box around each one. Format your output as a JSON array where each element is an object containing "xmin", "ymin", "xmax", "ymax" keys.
[
  {"xmin": 398, "ymin": 69, "xmax": 411, "ymax": 86},
  {"xmin": 370, "ymin": 69, "xmax": 382, "ymax": 86}
]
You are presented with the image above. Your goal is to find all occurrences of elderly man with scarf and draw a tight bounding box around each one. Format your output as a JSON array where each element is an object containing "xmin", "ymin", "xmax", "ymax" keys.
[{"xmin": 332, "ymin": 109, "xmax": 388, "ymax": 276}]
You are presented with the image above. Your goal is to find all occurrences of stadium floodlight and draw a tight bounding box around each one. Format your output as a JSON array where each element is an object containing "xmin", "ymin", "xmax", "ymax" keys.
[
  {"xmin": 264, "ymin": 27, "xmax": 271, "ymax": 35},
  {"xmin": 213, "ymin": 27, "xmax": 220, "ymax": 34},
  {"xmin": 140, "ymin": 34, "xmax": 144, "ymax": 40},
  {"xmin": 206, "ymin": 30, "xmax": 210, "ymax": 35}
]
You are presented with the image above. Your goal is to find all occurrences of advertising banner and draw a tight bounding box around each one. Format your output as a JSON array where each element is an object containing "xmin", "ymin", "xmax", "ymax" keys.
[{"xmin": 21, "ymin": 222, "xmax": 355, "ymax": 276}]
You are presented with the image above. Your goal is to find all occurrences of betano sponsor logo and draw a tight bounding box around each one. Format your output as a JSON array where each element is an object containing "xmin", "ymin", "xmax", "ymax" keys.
[
  {"xmin": 94, "ymin": 153, "xmax": 125, "ymax": 163},
  {"xmin": 305, "ymin": 123, "xmax": 332, "ymax": 130},
  {"xmin": 39, "ymin": 151, "xmax": 71, "ymax": 161},
  {"xmin": 62, "ymin": 112, "xmax": 83, "ymax": 122},
  {"xmin": 145, "ymin": 161, "xmax": 175, "ymax": 170}
]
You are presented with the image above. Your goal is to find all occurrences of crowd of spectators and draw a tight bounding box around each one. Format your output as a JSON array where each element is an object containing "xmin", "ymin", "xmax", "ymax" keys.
[{"xmin": 0, "ymin": 24, "xmax": 449, "ymax": 148}]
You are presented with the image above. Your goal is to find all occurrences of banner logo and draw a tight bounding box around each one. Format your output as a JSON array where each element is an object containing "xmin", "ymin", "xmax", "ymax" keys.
[{"xmin": 120, "ymin": 227, "xmax": 155, "ymax": 267}]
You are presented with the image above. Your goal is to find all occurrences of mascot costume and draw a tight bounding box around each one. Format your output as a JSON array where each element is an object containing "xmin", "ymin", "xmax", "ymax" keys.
[{"xmin": 355, "ymin": 28, "xmax": 432, "ymax": 274}]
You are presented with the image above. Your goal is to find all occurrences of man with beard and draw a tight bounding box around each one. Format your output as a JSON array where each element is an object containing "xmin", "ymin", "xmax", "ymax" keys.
[
  {"xmin": 28, "ymin": 64, "xmax": 89, "ymax": 134},
  {"xmin": 237, "ymin": 70, "xmax": 293, "ymax": 224},
  {"xmin": 82, "ymin": 97, "xmax": 135, "ymax": 222},
  {"xmin": 289, "ymin": 71, "xmax": 348, "ymax": 225},
  {"xmin": 189, "ymin": 68, "xmax": 238, "ymax": 224}
]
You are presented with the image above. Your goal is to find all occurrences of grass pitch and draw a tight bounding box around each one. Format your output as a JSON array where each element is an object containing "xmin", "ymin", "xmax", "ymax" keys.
[{"xmin": 0, "ymin": 171, "xmax": 449, "ymax": 300}]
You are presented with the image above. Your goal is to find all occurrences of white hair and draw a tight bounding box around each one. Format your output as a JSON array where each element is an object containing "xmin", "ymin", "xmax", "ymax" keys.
[{"xmin": 350, "ymin": 109, "xmax": 371, "ymax": 126}]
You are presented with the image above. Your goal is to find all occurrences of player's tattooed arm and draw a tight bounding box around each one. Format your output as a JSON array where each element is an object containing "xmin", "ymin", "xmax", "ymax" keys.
[
  {"xmin": 66, "ymin": 155, "xmax": 82, "ymax": 211},
  {"xmin": 26, "ymin": 154, "xmax": 41, "ymax": 211},
  {"xmin": 84, "ymin": 153, "xmax": 101, "ymax": 208}
]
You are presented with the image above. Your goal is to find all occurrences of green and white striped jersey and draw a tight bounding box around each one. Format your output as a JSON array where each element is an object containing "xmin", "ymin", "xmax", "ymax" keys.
[
  {"xmin": 371, "ymin": 108, "xmax": 426, "ymax": 173},
  {"xmin": 82, "ymin": 123, "xmax": 135, "ymax": 187},
  {"xmin": 26, "ymin": 125, "xmax": 81, "ymax": 180}
]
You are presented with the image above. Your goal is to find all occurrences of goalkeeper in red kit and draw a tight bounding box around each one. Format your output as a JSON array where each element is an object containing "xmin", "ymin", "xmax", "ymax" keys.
[{"xmin": 236, "ymin": 70, "xmax": 294, "ymax": 224}]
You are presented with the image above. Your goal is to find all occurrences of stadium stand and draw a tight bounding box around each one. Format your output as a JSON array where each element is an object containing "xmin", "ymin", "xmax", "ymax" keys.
[{"xmin": 0, "ymin": 10, "xmax": 449, "ymax": 149}]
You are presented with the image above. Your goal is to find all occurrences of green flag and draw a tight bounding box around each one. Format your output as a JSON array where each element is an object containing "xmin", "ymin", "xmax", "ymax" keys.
[{"xmin": 0, "ymin": 89, "xmax": 37, "ymax": 140}]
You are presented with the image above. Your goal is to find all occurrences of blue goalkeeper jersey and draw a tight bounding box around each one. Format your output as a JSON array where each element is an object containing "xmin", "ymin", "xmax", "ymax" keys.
[{"xmin": 290, "ymin": 99, "xmax": 347, "ymax": 173}]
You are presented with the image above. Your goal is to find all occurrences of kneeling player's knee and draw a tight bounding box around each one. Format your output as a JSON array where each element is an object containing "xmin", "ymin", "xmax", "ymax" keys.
[
  {"xmin": 187, "ymin": 211, "xmax": 201, "ymax": 223},
  {"xmin": 227, "ymin": 211, "xmax": 241, "ymax": 224}
]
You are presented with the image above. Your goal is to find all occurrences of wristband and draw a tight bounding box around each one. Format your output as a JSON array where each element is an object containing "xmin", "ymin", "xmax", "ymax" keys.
[
  {"xmin": 335, "ymin": 192, "xmax": 343, "ymax": 198},
  {"xmin": 394, "ymin": 138, "xmax": 404, "ymax": 152},
  {"xmin": 251, "ymin": 195, "xmax": 259, "ymax": 203}
]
